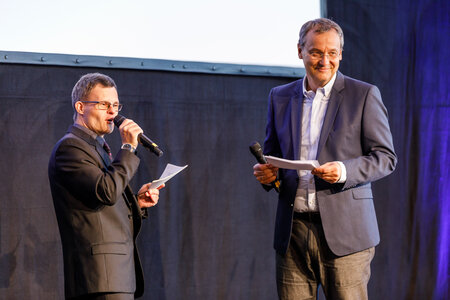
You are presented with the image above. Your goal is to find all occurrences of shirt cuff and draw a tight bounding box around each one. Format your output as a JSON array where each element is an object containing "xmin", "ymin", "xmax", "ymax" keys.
[{"xmin": 336, "ymin": 161, "xmax": 347, "ymax": 183}]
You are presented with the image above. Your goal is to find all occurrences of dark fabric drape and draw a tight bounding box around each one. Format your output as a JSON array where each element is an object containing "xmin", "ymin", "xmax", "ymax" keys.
[
  {"xmin": 326, "ymin": 0, "xmax": 449, "ymax": 299},
  {"xmin": 0, "ymin": 64, "xmax": 291, "ymax": 299}
]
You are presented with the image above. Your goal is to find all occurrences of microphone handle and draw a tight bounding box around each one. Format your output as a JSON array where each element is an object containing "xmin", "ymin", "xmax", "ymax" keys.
[
  {"xmin": 255, "ymin": 154, "xmax": 267, "ymax": 165},
  {"xmin": 138, "ymin": 133, "xmax": 163, "ymax": 157},
  {"xmin": 249, "ymin": 142, "xmax": 280, "ymax": 192}
]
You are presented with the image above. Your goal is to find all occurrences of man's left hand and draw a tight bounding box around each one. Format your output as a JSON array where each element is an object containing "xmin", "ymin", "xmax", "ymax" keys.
[
  {"xmin": 311, "ymin": 162, "xmax": 341, "ymax": 184},
  {"xmin": 137, "ymin": 183, "xmax": 165, "ymax": 208}
]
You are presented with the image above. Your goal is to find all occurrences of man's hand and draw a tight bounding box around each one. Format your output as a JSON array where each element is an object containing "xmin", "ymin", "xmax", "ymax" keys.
[
  {"xmin": 119, "ymin": 118, "xmax": 143, "ymax": 149},
  {"xmin": 253, "ymin": 163, "xmax": 279, "ymax": 185},
  {"xmin": 137, "ymin": 183, "xmax": 165, "ymax": 208},
  {"xmin": 311, "ymin": 162, "xmax": 342, "ymax": 184}
]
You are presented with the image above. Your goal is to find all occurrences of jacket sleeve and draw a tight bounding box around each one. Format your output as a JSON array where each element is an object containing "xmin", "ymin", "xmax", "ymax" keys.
[
  {"xmin": 263, "ymin": 88, "xmax": 283, "ymax": 158},
  {"xmin": 260, "ymin": 88, "xmax": 282, "ymax": 192},
  {"xmin": 52, "ymin": 137, "xmax": 140, "ymax": 208},
  {"xmin": 342, "ymin": 85, "xmax": 397, "ymax": 189}
]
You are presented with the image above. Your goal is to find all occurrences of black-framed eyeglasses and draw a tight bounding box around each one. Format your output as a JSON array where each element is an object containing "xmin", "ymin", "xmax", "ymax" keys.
[{"xmin": 80, "ymin": 101, "xmax": 123, "ymax": 111}]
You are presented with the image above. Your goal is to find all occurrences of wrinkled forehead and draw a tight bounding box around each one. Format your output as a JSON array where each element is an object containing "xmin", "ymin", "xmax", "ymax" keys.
[
  {"xmin": 304, "ymin": 29, "xmax": 341, "ymax": 49},
  {"xmin": 87, "ymin": 84, "xmax": 119, "ymax": 103}
]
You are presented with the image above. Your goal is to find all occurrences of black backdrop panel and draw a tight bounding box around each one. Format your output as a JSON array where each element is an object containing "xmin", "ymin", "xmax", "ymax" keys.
[{"xmin": 0, "ymin": 63, "xmax": 291, "ymax": 299}]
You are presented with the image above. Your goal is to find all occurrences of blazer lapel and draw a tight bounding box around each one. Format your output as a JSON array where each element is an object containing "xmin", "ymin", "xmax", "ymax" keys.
[
  {"xmin": 68, "ymin": 125, "xmax": 111, "ymax": 167},
  {"xmin": 316, "ymin": 72, "xmax": 345, "ymax": 159},
  {"xmin": 69, "ymin": 125, "xmax": 140, "ymax": 228},
  {"xmin": 291, "ymin": 79, "xmax": 304, "ymax": 160}
]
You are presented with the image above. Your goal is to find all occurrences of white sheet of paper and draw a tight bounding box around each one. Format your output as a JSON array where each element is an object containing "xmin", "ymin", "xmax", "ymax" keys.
[
  {"xmin": 265, "ymin": 155, "xmax": 320, "ymax": 170},
  {"xmin": 149, "ymin": 163, "xmax": 188, "ymax": 189}
]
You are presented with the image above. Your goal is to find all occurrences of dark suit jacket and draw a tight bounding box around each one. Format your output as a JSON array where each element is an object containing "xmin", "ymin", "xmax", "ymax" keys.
[
  {"xmin": 48, "ymin": 125, "xmax": 146, "ymax": 298},
  {"xmin": 264, "ymin": 72, "xmax": 397, "ymax": 256}
]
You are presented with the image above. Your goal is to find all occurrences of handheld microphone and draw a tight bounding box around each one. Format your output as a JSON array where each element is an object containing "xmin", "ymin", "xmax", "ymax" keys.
[
  {"xmin": 249, "ymin": 141, "xmax": 280, "ymax": 192},
  {"xmin": 114, "ymin": 114, "xmax": 163, "ymax": 157}
]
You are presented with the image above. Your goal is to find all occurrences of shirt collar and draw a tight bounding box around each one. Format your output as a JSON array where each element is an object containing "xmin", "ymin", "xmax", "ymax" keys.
[
  {"xmin": 302, "ymin": 72, "xmax": 337, "ymax": 99},
  {"xmin": 73, "ymin": 123, "xmax": 103, "ymax": 144}
]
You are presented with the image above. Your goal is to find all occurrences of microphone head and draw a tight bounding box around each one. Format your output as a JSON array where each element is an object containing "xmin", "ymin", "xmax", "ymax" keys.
[
  {"xmin": 249, "ymin": 141, "xmax": 267, "ymax": 164},
  {"xmin": 249, "ymin": 141, "xmax": 263, "ymax": 156},
  {"xmin": 113, "ymin": 114, "xmax": 126, "ymax": 127}
]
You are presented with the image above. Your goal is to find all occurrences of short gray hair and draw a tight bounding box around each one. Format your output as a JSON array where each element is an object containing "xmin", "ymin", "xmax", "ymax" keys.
[
  {"xmin": 298, "ymin": 18, "xmax": 344, "ymax": 50},
  {"xmin": 71, "ymin": 73, "xmax": 117, "ymax": 121}
]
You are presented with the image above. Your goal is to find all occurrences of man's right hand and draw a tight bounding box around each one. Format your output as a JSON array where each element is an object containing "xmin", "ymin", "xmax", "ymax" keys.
[
  {"xmin": 253, "ymin": 163, "xmax": 279, "ymax": 185},
  {"xmin": 118, "ymin": 118, "xmax": 143, "ymax": 149}
]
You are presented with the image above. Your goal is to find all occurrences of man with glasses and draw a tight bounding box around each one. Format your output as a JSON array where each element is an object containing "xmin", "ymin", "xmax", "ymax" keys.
[
  {"xmin": 49, "ymin": 73, "xmax": 162, "ymax": 299},
  {"xmin": 253, "ymin": 18, "xmax": 397, "ymax": 299}
]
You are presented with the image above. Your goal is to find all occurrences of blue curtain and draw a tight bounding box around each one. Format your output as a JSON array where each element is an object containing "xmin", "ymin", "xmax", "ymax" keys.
[{"xmin": 327, "ymin": 0, "xmax": 449, "ymax": 298}]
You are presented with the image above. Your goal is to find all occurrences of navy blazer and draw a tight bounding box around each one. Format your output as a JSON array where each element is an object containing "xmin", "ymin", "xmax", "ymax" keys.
[
  {"xmin": 263, "ymin": 72, "xmax": 397, "ymax": 256},
  {"xmin": 49, "ymin": 125, "xmax": 145, "ymax": 298}
]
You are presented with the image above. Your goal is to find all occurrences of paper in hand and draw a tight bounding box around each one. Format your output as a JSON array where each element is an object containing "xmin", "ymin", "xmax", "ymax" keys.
[
  {"xmin": 265, "ymin": 155, "xmax": 319, "ymax": 170},
  {"xmin": 149, "ymin": 163, "xmax": 188, "ymax": 189}
]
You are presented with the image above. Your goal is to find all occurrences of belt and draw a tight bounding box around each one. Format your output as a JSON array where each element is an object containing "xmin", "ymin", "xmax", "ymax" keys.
[{"xmin": 293, "ymin": 212, "xmax": 321, "ymax": 223}]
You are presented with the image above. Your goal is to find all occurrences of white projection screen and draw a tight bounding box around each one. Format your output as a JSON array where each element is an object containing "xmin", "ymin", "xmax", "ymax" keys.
[{"xmin": 1, "ymin": 0, "xmax": 321, "ymax": 67}]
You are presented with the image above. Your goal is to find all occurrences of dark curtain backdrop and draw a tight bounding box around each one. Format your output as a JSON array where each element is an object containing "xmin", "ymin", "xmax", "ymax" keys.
[
  {"xmin": 0, "ymin": 64, "xmax": 291, "ymax": 299},
  {"xmin": 0, "ymin": 0, "xmax": 448, "ymax": 299},
  {"xmin": 326, "ymin": 0, "xmax": 449, "ymax": 299}
]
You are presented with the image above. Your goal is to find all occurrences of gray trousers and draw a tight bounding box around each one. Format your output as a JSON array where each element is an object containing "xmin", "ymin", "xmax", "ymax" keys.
[{"xmin": 276, "ymin": 214, "xmax": 374, "ymax": 300}]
